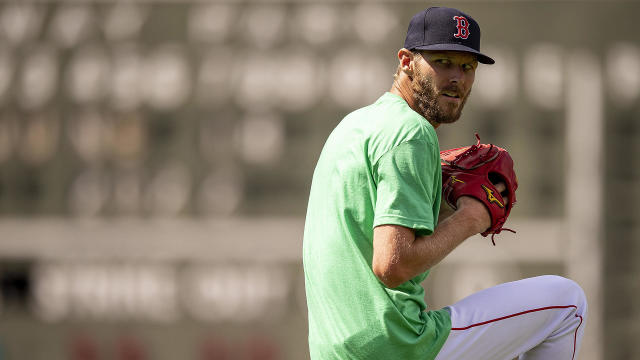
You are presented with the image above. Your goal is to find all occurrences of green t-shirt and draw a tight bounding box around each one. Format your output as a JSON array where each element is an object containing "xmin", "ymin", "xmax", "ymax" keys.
[{"xmin": 303, "ymin": 92, "xmax": 451, "ymax": 359}]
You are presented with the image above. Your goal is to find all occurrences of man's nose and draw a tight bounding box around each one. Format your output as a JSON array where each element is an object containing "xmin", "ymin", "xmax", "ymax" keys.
[{"xmin": 449, "ymin": 66, "xmax": 465, "ymax": 84}]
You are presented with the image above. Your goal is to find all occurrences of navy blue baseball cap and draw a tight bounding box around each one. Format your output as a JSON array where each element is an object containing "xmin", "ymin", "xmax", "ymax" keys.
[{"xmin": 404, "ymin": 7, "xmax": 494, "ymax": 64}]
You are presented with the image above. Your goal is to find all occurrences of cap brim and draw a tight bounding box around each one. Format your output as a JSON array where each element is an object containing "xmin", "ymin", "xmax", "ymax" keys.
[{"xmin": 412, "ymin": 43, "xmax": 495, "ymax": 64}]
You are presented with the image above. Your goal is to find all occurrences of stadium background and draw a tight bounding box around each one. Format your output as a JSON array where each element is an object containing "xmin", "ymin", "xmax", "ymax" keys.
[{"xmin": 0, "ymin": 0, "xmax": 638, "ymax": 359}]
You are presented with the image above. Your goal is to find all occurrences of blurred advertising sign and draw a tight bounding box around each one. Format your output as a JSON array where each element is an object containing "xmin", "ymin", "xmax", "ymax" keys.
[{"xmin": 33, "ymin": 262, "xmax": 293, "ymax": 323}]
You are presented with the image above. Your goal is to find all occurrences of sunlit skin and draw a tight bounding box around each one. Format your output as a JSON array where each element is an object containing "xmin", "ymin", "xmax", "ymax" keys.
[{"xmin": 390, "ymin": 49, "xmax": 478, "ymax": 128}]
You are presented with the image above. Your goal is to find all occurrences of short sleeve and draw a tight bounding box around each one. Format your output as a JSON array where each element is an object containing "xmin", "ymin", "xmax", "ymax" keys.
[{"xmin": 373, "ymin": 140, "xmax": 439, "ymax": 235}]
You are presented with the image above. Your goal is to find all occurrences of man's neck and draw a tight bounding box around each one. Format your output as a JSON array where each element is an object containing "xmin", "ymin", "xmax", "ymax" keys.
[
  {"xmin": 389, "ymin": 79, "xmax": 414, "ymax": 110},
  {"xmin": 389, "ymin": 79, "xmax": 440, "ymax": 129}
]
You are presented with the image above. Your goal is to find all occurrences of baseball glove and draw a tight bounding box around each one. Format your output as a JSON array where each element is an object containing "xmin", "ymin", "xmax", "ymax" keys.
[{"xmin": 440, "ymin": 134, "xmax": 518, "ymax": 245}]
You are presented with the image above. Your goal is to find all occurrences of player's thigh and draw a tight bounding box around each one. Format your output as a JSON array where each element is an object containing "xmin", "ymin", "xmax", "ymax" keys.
[{"xmin": 434, "ymin": 275, "xmax": 587, "ymax": 360}]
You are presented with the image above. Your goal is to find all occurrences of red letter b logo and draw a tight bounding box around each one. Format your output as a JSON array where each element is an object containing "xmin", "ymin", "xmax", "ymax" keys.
[{"xmin": 453, "ymin": 16, "xmax": 470, "ymax": 39}]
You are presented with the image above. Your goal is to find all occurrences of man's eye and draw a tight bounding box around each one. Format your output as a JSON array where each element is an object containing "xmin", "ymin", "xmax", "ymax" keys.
[
  {"xmin": 463, "ymin": 64, "xmax": 474, "ymax": 71},
  {"xmin": 436, "ymin": 59, "xmax": 451, "ymax": 65}
]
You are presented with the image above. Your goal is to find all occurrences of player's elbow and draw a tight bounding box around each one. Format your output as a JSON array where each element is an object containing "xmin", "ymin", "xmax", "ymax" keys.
[
  {"xmin": 372, "ymin": 225, "xmax": 418, "ymax": 288},
  {"xmin": 372, "ymin": 259, "xmax": 411, "ymax": 289}
]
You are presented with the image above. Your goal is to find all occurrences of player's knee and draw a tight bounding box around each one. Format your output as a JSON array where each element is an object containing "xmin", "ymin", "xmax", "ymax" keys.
[
  {"xmin": 540, "ymin": 275, "xmax": 588, "ymax": 312},
  {"xmin": 569, "ymin": 278, "xmax": 588, "ymax": 316}
]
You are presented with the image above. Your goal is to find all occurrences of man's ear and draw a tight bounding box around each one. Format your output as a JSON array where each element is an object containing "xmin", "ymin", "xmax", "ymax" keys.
[{"xmin": 397, "ymin": 48, "xmax": 414, "ymax": 77}]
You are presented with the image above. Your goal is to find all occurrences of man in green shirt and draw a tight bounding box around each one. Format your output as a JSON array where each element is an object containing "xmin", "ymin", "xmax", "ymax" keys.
[{"xmin": 304, "ymin": 7, "xmax": 587, "ymax": 360}]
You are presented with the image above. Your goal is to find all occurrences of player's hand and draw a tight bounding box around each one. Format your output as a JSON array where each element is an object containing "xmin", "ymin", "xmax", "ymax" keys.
[{"xmin": 457, "ymin": 182, "xmax": 508, "ymax": 234}]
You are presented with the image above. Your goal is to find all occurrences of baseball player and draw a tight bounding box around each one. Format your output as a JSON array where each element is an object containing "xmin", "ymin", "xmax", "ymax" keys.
[{"xmin": 303, "ymin": 6, "xmax": 587, "ymax": 360}]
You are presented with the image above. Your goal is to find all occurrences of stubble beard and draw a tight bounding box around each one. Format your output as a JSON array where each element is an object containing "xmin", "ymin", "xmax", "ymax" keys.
[{"xmin": 411, "ymin": 69, "xmax": 470, "ymax": 125}]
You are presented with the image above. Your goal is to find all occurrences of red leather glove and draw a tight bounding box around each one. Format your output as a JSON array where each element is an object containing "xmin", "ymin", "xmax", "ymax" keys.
[{"xmin": 440, "ymin": 134, "xmax": 518, "ymax": 245}]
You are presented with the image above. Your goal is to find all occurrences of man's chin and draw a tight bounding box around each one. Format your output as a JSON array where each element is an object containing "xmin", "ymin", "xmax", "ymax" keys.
[
  {"xmin": 434, "ymin": 109, "xmax": 463, "ymax": 125},
  {"xmin": 417, "ymin": 106, "xmax": 461, "ymax": 125},
  {"xmin": 414, "ymin": 94, "xmax": 465, "ymax": 124},
  {"xmin": 437, "ymin": 103, "xmax": 466, "ymax": 124},
  {"xmin": 432, "ymin": 117, "xmax": 460, "ymax": 126}
]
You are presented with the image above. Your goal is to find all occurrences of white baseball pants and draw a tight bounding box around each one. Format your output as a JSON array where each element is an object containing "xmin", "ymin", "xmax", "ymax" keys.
[{"xmin": 434, "ymin": 275, "xmax": 588, "ymax": 360}]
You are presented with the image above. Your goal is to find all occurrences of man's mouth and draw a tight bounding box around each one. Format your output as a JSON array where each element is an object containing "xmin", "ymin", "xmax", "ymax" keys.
[{"xmin": 441, "ymin": 91, "xmax": 460, "ymax": 99}]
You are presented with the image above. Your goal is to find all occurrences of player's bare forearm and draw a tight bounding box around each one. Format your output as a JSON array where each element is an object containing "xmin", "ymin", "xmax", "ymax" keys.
[
  {"xmin": 373, "ymin": 198, "xmax": 487, "ymax": 288},
  {"xmin": 413, "ymin": 203, "xmax": 485, "ymax": 269},
  {"xmin": 437, "ymin": 200, "xmax": 455, "ymax": 225}
]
